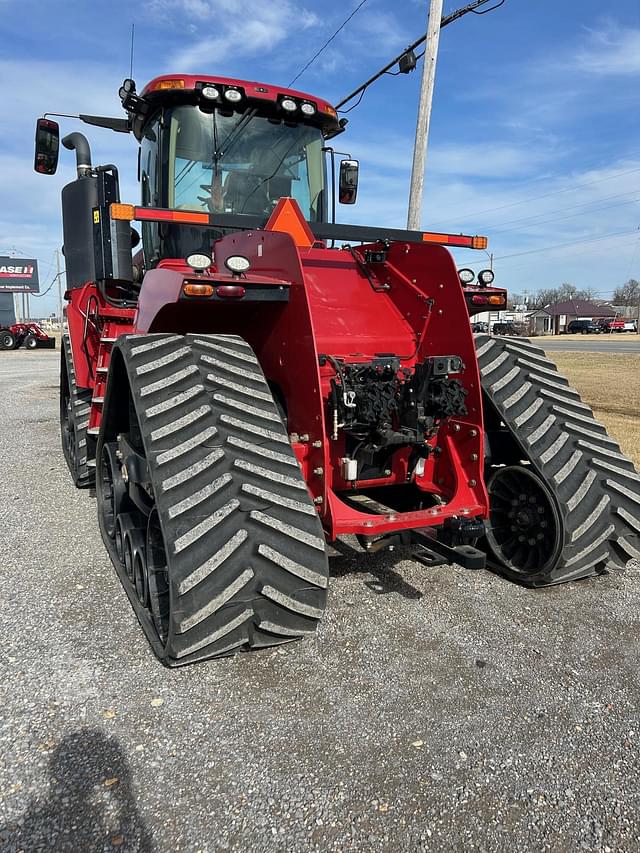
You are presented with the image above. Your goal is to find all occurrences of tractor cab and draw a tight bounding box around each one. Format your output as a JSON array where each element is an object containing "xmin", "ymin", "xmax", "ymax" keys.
[{"xmin": 34, "ymin": 75, "xmax": 357, "ymax": 279}]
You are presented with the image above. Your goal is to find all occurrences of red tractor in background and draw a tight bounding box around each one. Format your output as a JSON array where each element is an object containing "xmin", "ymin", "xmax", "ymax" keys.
[
  {"xmin": 34, "ymin": 74, "xmax": 640, "ymax": 666},
  {"xmin": 0, "ymin": 322, "xmax": 55, "ymax": 350}
]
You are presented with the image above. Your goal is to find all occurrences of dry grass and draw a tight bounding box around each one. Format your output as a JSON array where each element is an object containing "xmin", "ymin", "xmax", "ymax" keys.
[
  {"xmin": 542, "ymin": 333, "xmax": 640, "ymax": 342},
  {"xmin": 551, "ymin": 352, "xmax": 640, "ymax": 468}
]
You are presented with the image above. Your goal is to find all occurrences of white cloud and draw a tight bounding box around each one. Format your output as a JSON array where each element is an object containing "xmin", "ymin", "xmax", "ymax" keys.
[
  {"xmin": 146, "ymin": 0, "xmax": 319, "ymax": 70},
  {"xmin": 574, "ymin": 23, "xmax": 640, "ymax": 76}
]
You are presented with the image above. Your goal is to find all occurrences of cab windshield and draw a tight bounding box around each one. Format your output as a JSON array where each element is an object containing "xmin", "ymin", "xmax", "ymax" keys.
[{"xmin": 167, "ymin": 106, "xmax": 326, "ymax": 221}]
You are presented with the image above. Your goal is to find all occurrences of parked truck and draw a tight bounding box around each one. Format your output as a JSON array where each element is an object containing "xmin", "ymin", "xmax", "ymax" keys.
[{"xmin": 34, "ymin": 74, "xmax": 640, "ymax": 665}]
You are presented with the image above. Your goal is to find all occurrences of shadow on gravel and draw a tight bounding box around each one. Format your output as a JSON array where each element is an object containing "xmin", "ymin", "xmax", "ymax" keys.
[
  {"xmin": 9, "ymin": 728, "xmax": 154, "ymax": 852},
  {"xmin": 329, "ymin": 538, "xmax": 423, "ymax": 600}
]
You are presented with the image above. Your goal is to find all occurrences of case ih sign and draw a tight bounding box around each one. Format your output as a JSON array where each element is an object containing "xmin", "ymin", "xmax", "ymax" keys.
[{"xmin": 0, "ymin": 257, "xmax": 39, "ymax": 292}]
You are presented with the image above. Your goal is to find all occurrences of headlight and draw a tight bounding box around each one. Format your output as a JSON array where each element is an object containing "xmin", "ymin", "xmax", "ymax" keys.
[
  {"xmin": 224, "ymin": 255, "xmax": 251, "ymax": 274},
  {"xmin": 281, "ymin": 98, "xmax": 297, "ymax": 112},
  {"xmin": 478, "ymin": 269, "xmax": 495, "ymax": 285},
  {"xmin": 224, "ymin": 88, "xmax": 242, "ymax": 103},
  {"xmin": 300, "ymin": 102, "xmax": 316, "ymax": 116},
  {"xmin": 186, "ymin": 253, "xmax": 212, "ymax": 272},
  {"xmin": 201, "ymin": 85, "xmax": 220, "ymax": 100},
  {"xmin": 458, "ymin": 268, "xmax": 475, "ymax": 284}
]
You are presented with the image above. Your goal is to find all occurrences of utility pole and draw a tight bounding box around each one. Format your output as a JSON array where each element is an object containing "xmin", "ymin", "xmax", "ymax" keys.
[
  {"xmin": 407, "ymin": 0, "xmax": 444, "ymax": 230},
  {"xmin": 56, "ymin": 249, "xmax": 63, "ymax": 329}
]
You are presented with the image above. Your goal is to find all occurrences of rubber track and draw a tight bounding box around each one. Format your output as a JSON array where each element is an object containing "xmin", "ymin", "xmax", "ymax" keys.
[
  {"xmin": 106, "ymin": 333, "xmax": 329, "ymax": 665},
  {"xmin": 475, "ymin": 334, "xmax": 640, "ymax": 585},
  {"xmin": 61, "ymin": 334, "xmax": 93, "ymax": 488}
]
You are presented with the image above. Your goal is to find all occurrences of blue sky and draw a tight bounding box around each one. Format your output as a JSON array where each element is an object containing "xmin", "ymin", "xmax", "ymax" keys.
[{"xmin": 1, "ymin": 0, "xmax": 639, "ymax": 315}]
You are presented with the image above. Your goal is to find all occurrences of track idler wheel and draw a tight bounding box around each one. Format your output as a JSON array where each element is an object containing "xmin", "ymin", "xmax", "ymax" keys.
[{"xmin": 485, "ymin": 466, "xmax": 563, "ymax": 578}]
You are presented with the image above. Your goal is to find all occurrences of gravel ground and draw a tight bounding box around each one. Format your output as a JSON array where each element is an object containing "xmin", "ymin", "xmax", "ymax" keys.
[{"xmin": 1, "ymin": 349, "xmax": 639, "ymax": 853}]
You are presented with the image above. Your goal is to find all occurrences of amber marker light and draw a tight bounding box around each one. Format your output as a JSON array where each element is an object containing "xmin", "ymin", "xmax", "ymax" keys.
[
  {"xmin": 183, "ymin": 283, "xmax": 214, "ymax": 297},
  {"xmin": 488, "ymin": 295, "xmax": 505, "ymax": 305},
  {"xmin": 151, "ymin": 79, "xmax": 185, "ymax": 90},
  {"xmin": 110, "ymin": 203, "xmax": 135, "ymax": 220}
]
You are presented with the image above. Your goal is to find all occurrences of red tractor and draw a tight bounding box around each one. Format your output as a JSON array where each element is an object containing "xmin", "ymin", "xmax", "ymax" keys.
[
  {"xmin": 0, "ymin": 322, "xmax": 55, "ymax": 350},
  {"xmin": 34, "ymin": 74, "xmax": 640, "ymax": 666}
]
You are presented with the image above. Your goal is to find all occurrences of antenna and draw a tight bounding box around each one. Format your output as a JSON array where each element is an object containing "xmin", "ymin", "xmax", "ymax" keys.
[{"xmin": 129, "ymin": 23, "xmax": 135, "ymax": 79}]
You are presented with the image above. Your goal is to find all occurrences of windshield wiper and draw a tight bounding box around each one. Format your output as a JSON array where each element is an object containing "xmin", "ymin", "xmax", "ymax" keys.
[{"xmin": 217, "ymin": 108, "xmax": 257, "ymax": 159}]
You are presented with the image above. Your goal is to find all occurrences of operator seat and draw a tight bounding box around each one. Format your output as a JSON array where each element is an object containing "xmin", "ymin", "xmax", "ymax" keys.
[{"xmin": 224, "ymin": 171, "xmax": 271, "ymax": 216}]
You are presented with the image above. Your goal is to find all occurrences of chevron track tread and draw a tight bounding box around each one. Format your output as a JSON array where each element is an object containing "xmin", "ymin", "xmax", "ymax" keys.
[
  {"xmin": 98, "ymin": 333, "xmax": 329, "ymax": 666},
  {"xmin": 475, "ymin": 334, "xmax": 640, "ymax": 585},
  {"xmin": 61, "ymin": 334, "xmax": 94, "ymax": 488}
]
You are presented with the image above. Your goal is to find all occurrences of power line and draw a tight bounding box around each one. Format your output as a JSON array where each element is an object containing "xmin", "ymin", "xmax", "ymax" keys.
[
  {"xmin": 479, "ymin": 189, "xmax": 640, "ymax": 231},
  {"xmin": 492, "ymin": 228, "xmax": 639, "ymax": 261},
  {"xmin": 31, "ymin": 270, "xmax": 65, "ymax": 299},
  {"xmin": 335, "ymin": 0, "xmax": 505, "ymax": 111},
  {"xmin": 438, "ymin": 166, "xmax": 640, "ymax": 224},
  {"xmin": 488, "ymin": 195, "xmax": 640, "ymax": 236},
  {"xmin": 288, "ymin": 0, "xmax": 370, "ymax": 88}
]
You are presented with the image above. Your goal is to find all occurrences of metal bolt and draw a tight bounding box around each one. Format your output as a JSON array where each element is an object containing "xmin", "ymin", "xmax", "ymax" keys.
[
  {"xmin": 453, "ymin": 424, "xmax": 461, "ymax": 432},
  {"xmin": 384, "ymin": 469, "xmax": 392, "ymax": 476},
  {"xmin": 121, "ymin": 463, "xmax": 129, "ymax": 483},
  {"xmin": 438, "ymin": 309, "xmax": 443, "ymax": 315},
  {"xmin": 439, "ymin": 283, "xmax": 444, "ymax": 289},
  {"xmin": 388, "ymin": 545, "xmax": 395, "ymax": 552},
  {"xmin": 468, "ymin": 479, "xmax": 477, "ymax": 487},
  {"xmin": 470, "ymin": 453, "xmax": 478, "ymax": 461},
  {"xmin": 115, "ymin": 449, "xmax": 123, "ymax": 460},
  {"xmin": 313, "ymin": 467, "xmax": 324, "ymax": 476},
  {"xmin": 312, "ymin": 440, "xmax": 323, "ymax": 448},
  {"xmin": 469, "ymin": 428, "xmax": 478, "ymax": 437},
  {"xmin": 313, "ymin": 496, "xmax": 323, "ymax": 504},
  {"xmin": 299, "ymin": 434, "xmax": 310, "ymax": 442}
]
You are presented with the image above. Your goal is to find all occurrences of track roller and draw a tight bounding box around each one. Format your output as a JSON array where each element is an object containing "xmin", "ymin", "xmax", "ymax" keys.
[
  {"xmin": 97, "ymin": 333, "xmax": 329, "ymax": 665},
  {"xmin": 476, "ymin": 334, "xmax": 640, "ymax": 585}
]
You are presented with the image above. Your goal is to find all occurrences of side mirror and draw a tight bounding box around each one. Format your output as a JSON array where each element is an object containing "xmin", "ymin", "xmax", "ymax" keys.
[
  {"xmin": 338, "ymin": 159, "xmax": 359, "ymax": 205},
  {"xmin": 34, "ymin": 118, "xmax": 60, "ymax": 175}
]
